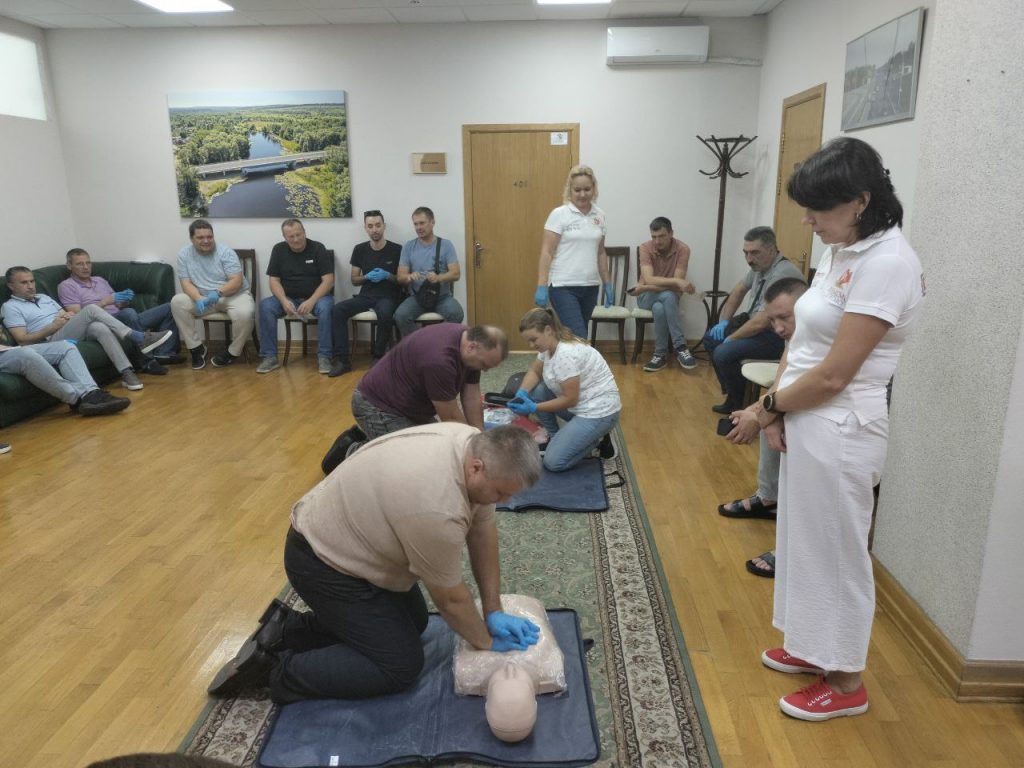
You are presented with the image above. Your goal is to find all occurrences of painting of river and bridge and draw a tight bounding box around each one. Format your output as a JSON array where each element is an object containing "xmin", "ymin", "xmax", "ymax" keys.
[{"xmin": 168, "ymin": 89, "xmax": 351, "ymax": 219}]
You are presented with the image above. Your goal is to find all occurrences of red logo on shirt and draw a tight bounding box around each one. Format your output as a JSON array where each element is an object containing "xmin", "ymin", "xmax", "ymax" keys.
[{"xmin": 836, "ymin": 269, "xmax": 853, "ymax": 287}]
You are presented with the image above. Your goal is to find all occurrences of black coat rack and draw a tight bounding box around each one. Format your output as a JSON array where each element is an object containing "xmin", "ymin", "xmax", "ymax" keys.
[{"xmin": 697, "ymin": 134, "xmax": 756, "ymax": 324}]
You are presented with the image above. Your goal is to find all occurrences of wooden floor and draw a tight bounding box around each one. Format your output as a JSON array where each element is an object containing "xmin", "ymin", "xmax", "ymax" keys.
[{"xmin": 1, "ymin": 350, "xmax": 1021, "ymax": 768}]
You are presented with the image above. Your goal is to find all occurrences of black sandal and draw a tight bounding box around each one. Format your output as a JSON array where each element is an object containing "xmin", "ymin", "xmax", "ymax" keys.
[
  {"xmin": 717, "ymin": 495, "xmax": 778, "ymax": 519},
  {"xmin": 745, "ymin": 550, "xmax": 776, "ymax": 578}
]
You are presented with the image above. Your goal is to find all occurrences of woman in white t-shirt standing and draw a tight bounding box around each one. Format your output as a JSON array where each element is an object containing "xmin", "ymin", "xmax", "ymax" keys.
[
  {"xmin": 534, "ymin": 165, "xmax": 613, "ymax": 339},
  {"xmin": 756, "ymin": 137, "xmax": 925, "ymax": 722},
  {"xmin": 509, "ymin": 308, "xmax": 621, "ymax": 472}
]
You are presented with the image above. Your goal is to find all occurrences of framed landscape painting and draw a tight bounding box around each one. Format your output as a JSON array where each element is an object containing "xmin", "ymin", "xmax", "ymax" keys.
[
  {"xmin": 841, "ymin": 8, "xmax": 925, "ymax": 132},
  {"xmin": 169, "ymin": 89, "xmax": 351, "ymax": 219}
]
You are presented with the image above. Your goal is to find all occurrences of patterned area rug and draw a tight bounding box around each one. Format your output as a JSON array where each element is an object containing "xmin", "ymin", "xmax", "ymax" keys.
[{"xmin": 181, "ymin": 359, "xmax": 719, "ymax": 767}]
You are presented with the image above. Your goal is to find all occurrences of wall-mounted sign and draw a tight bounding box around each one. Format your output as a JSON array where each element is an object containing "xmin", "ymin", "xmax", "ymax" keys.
[
  {"xmin": 550, "ymin": 132, "xmax": 568, "ymax": 145},
  {"xmin": 412, "ymin": 153, "xmax": 447, "ymax": 174}
]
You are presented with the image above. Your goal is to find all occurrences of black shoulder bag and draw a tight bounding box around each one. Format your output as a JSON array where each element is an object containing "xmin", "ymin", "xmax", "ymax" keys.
[{"xmin": 415, "ymin": 238, "xmax": 443, "ymax": 312}]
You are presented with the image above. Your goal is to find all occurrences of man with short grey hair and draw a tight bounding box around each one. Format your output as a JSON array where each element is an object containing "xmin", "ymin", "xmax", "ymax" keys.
[
  {"xmin": 702, "ymin": 226, "xmax": 803, "ymax": 413},
  {"xmin": 257, "ymin": 219, "xmax": 335, "ymax": 374},
  {"xmin": 208, "ymin": 422, "xmax": 542, "ymax": 703}
]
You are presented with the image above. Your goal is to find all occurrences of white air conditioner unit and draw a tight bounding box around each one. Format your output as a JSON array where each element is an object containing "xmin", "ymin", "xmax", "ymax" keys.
[{"xmin": 606, "ymin": 25, "xmax": 710, "ymax": 65}]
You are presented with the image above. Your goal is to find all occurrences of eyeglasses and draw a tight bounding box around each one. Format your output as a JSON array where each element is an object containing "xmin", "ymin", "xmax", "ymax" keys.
[{"xmin": 363, "ymin": 210, "xmax": 383, "ymax": 219}]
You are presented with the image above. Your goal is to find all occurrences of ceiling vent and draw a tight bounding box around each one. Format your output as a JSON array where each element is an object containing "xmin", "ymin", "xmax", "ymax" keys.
[{"xmin": 607, "ymin": 25, "xmax": 710, "ymax": 66}]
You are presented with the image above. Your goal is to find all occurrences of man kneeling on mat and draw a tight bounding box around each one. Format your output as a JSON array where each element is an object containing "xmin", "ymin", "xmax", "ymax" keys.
[{"xmin": 209, "ymin": 423, "xmax": 542, "ymax": 703}]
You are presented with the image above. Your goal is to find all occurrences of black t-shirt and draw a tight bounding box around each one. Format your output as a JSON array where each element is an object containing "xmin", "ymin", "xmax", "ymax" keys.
[
  {"xmin": 266, "ymin": 239, "xmax": 334, "ymax": 299},
  {"xmin": 350, "ymin": 240, "xmax": 403, "ymax": 301}
]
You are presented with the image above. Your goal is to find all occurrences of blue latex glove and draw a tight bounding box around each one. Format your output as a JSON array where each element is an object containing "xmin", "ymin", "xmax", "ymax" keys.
[
  {"xmin": 65, "ymin": 339, "xmax": 77, "ymax": 346},
  {"xmin": 603, "ymin": 282, "xmax": 614, "ymax": 308},
  {"xmin": 508, "ymin": 394, "xmax": 537, "ymax": 416},
  {"xmin": 515, "ymin": 388, "xmax": 530, "ymax": 401},
  {"xmin": 113, "ymin": 289, "xmax": 134, "ymax": 303},
  {"xmin": 369, "ymin": 268, "xmax": 388, "ymax": 283},
  {"xmin": 534, "ymin": 285, "xmax": 548, "ymax": 307},
  {"xmin": 194, "ymin": 298, "xmax": 209, "ymax": 314},
  {"xmin": 708, "ymin": 320, "xmax": 728, "ymax": 341},
  {"xmin": 205, "ymin": 290, "xmax": 221, "ymax": 303},
  {"xmin": 487, "ymin": 611, "xmax": 541, "ymax": 644},
  {"xmin": 491, "ymin": 636, "xmax": 530, "ymax": 653}
]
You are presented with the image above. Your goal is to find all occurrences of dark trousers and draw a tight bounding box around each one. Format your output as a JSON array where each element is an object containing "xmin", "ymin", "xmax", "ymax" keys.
[
  {"xmin": 269, "ymin": 528, "xmax": 429, "ymax": 703},
  {"xmin": 703, "ymin": 328, "xmax": 785, "ymax": 407},
  {"xmin": 330, "ymin": 295, "xmax": 399, "ymax": 362}
]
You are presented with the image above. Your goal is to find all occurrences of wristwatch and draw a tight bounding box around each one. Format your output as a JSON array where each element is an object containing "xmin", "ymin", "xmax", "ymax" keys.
[{"xmin": 762, "ymin": 392, "xmax": 785, "ymax": 415}]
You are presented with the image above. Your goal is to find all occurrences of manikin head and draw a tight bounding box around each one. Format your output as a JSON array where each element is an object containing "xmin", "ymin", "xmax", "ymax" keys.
[{"xmin": 485, "ymin": 662, "xmax": 537, "ymax": 743}]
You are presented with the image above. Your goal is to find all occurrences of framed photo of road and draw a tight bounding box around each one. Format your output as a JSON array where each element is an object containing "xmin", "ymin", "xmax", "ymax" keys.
[
  {"xmin": 168, "ymin": 89, "xmax": 351, "ymax": 219},
  {"xmin": 841, "ymin": 8, "xmax": 925, "ymax": 132}
]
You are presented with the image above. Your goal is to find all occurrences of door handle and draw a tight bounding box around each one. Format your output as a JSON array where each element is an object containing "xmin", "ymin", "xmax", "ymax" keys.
[{"xmin": 474, "ymin": 242, "xmax": 483, "ymax": 267}]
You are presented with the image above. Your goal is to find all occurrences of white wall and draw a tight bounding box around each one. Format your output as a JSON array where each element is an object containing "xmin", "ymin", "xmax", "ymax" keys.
[
  {"xmin": 755, "ymin": 0, "xmax": 1024, "ymax": 662},
  {"xmin": 751, "ymin": 0, "xmax": 934, "ymax": 247},
  {"xmin": 44, "ymin": 18, "xmax": 765, "ymax": 339},
  {"xmin": 875, "ymin": 0, "xmax": 1024, "ymax": 660},
  {"xmin": 0, "ymin": 16, "xmax": 76, "ymax": 267}
]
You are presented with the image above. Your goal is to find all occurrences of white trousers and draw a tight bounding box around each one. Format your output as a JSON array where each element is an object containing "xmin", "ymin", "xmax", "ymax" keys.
[
  {"xmin": 773, "ymin": 410, "xmax": 888, "ymax": 672},
  {"xmin": 170, "ymin": 292, "xmax": 255, "ymax": 357}
]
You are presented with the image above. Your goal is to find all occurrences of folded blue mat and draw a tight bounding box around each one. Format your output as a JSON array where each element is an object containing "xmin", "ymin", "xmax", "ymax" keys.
[
  {"xmin": 257, "ymin": 610, "xmax": 599, "ymax": 768},
  {"xmin": 497, "ymin": 458, "xmax": 608, "ymax": 513}
]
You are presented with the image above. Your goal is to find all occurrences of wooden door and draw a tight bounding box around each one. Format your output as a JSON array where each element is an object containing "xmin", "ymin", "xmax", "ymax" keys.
[
  {"xmin": 773, "ymin": 84, "xmax": 826, "ymax": 276},
  {"xmin": 463, "ymin": 124, "xmax": 578, "ymax": 350}
]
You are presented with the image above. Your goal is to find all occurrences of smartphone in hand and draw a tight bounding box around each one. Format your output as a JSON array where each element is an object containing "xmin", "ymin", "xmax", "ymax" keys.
[{"xmin": 716, "ymin": 417, "xmax": 734, "ymax": 437}]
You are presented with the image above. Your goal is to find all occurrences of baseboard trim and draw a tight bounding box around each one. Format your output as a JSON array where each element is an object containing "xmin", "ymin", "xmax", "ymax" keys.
[{"xmin": 874, "ymin": 559, "xmax": 1024, "ymax": 702}]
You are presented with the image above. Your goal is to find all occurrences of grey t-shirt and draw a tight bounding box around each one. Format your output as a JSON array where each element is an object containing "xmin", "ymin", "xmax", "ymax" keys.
[{"xmin": 741, "ymin": 254, "xmax": 804, "ymax": 313}]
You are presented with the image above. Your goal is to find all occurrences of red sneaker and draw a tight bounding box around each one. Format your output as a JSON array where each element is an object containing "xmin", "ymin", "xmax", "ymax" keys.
[
  {"xmin": 761, "ymin": 647, "xmax": 824, "ymax": 674},
  {"xmin": 779, "ymin": 676, "xmax": 869, "ymax": 721}
]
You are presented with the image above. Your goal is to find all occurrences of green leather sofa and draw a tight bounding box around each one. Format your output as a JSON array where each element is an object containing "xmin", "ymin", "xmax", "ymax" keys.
[{"xmin": 0, "ymin": 261, "xmax": 177, "ymax": 427}]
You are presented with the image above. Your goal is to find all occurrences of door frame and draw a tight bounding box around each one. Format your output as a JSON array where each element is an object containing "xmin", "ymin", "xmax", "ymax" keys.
[
  {"xmin": 461, "ymin": 123, "xmax": 580, "ymax": 323},
  {"xmin": 773, "ymin": 83, "xmax": 825, "ymax": 277}
]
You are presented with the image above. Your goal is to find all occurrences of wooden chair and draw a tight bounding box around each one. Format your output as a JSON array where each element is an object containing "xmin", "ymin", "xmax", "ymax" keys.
[
  {"xmin": 741, "ymin": 360, "xmax": 779, "ymax": 407},
  {"xmin": 588, "ymin": 246, "xmax": 631, "ymax": 364},
  {"xmin": 349, "ymin": 306, "xmax": 403, "ymax": 358},
  {"xmin": 629, "ymin": 246, "xmax": 653, "ymax": 364},
  {"xmin": 283, "ymin": 249, "xmax": 336, "ymax": 365},
  {"xmin": 202, "ymin": 248, "xmax": 258, "ymax": 361},
  {"xmin": 349, "ymin": 309, "xmax": 379, "ymax": 358},
  {"xmin": 415, "ymin": 312, "xmax": 445, "ymax": 331}
]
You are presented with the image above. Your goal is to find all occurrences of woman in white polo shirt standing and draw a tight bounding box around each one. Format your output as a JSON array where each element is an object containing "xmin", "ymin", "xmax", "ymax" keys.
[
  {"xmin": 534, "ymin": 165, "xmax": 612, "ymax": 339},
  {"xmin": 756, "ymin": 137, "xmax": 925, "ymax": 722}
]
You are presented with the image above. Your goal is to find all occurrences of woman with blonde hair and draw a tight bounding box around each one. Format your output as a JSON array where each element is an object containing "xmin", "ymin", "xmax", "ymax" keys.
[
  {"xmin": 534, "ymin": 165, "xmax": 612, "ymax": 338},
  {"xmin": 509, "ymin": 307, "xmax": 620, "ymax": 471}
]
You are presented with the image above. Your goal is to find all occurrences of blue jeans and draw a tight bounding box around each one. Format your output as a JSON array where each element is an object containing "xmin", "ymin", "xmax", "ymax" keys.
[
  {"xmin": 259, "ymin": 295, "xmax": 334, "ymax": 359},
  {"xmin": 530, "ymin": 382, "xmax": 619, "ymax": 472},
  {"xmin": 271, "ymin": 527, "xmax": 428, "ymax": 703},
  {"xmin": 548, "ymin": 285, "xmax": 599, "ymax": 340},
  {"xmin": 393, "ymin": 294, "xmax": 464, "ymax": 339},
  {"xmin": 331, "ymin": 295, "xmax": 399, "ymax": 361},
  {"xmin": 702, "ymin": 328, "xmax": 784, "ymax": 406},
  {"xmin": 116, "ymin": 303, "xmax": 179, "ymax": 357},
  {"xmin": 636, "ymin": 290, "xmax": 685, "ymax": 355},
  {"xmin": 0, "ymin": 342, "xmax": 97, "ymax": 404}
]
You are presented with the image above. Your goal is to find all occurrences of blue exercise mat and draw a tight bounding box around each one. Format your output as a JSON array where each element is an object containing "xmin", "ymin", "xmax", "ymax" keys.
[
  {"xmin": 497, "ymin": 459, "xmax": 608, "ymax": 513},
  {"xmin": 257, "ymin": 610, "xmax": 599, "ymax": 768}
]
